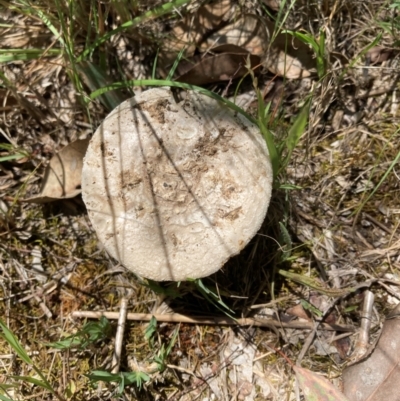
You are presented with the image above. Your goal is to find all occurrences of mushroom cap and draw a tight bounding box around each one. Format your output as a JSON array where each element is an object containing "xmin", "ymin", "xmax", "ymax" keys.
[{"xmin": 82, "ymin": 87, "xmax": 273, "ymax": 281}]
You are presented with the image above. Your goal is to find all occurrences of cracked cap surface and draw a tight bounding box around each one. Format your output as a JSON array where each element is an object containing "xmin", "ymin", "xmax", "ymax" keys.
[{"xmin": 82, "ymin": 87, "xmax": 273, "ymax": 281}]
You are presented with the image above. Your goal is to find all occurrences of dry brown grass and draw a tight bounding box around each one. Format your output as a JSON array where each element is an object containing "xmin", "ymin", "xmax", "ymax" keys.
[{"xmin": 1, "ymin": 0, "xmax": 400, "ymax": 400}]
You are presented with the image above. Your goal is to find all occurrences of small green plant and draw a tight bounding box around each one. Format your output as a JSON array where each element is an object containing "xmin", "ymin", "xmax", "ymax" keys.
[
  {"xmin": 86, "ymin": 370, "xmax": 150, "ymax": 394},
  {"xmin": 152, "ymin": 325, "xmax": 179, "ymax": 373},
  {"xmin": 0, "ymin": 319, "xmax": 66, "ymax": 401},
  {"xmin": 378, "ymin": 1, "xmax": 400, "ymax": 42},
  {"xmin": 45, "ymin": 316, "xmax": 112, "ymax": 350},
  {"xmin": 144, "ymin": 316, "xmax": 158, "ymax": 347},
  {"xmin": 282, "ymin": 29, "xmax": 327, "ymax": 79},
  {"xmin": 86, "ymin": 317, "xmax": 178, "ymax": 395}
]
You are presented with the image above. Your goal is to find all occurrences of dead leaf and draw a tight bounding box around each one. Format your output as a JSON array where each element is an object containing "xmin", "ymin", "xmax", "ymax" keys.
[
  {"xmin": 262, "ymin": 0, "xmax": 281, "ymax": 11},
  {"xmin": 203, "ymin": 15, "xmax": 315, "ymax": 79},
  {"xmin": 262, "ymin": 23, "xmax": 316, "ymax": 79},
  {"xmin": 334, "ymin": 336, "xmax": 351, "ymax": 360},
  {"xmin": 286, "ymin": 304, "xmax": 311, "ymax": 321},
  {"xmin": 24, "ymin": 138, "xmax": 89, "ymax": 203},
  {"xmin": 196, "ymin": 0, "xmax": 234, "ymax": 30},
  {"xmin": 0, "ymin": 89, "xmax": 19, "ymax": 109},
  {"xmin": 343, "ymin": 303, "xmax": 400, "ymax": 401},
  {"xmin": 161, "ymin": 0, "xmax": 235, "ymax": 66},
  {"xmin": 294, "ymin": 365, "xmax": 351, "ymax": 401},
  {"xmin": 366, "ymin": 46, "xmax": 396, "ymax": 65},
  {"xmin": 176, "ymin": 45, "xmax": 261, "ymax": 85},
  {"xmin": 201, "ymin": 14, "xmax": 268, "ymax": 56}
]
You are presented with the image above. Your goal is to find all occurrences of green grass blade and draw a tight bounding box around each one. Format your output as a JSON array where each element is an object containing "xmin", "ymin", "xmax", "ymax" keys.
[
  {"xmin": 45, "ymin": 337, "xmax": 83, "ymax": 350},
  {"xmin": 16, "ymin": 0, "xmax": 65, "ymax": 48},
  {"xmin": 152, "ymin": 49, "xmax": 160, "ymax": 80},
  {"xmin": 90, "ymin": 78, "xmax": 282, "ymax": 182},
  {"xmin": 144, "ymin": 316, "xmax": 157, "ymax": 342},
  {"xmin": 0, "ymin": 395, "xmax": 14, "ymax": 401},
  {"xmin": 90, "ymin": 79, "xmax": 257, "ymax": 125},
  {"xmin": 86, "ymin": 370, "xmax": 121, "ymax": 383},
  {"xmin": 280, "ymin": 96, "xmax": 311, "ymax": 174},
  {"xmin": 282, "ymin": 30, "xmax": 319, "ymax": 53},
  {"xmin": 0, "ymin": 49, "xmax": 60, "ymax": 63},
  {"xmin": 166, "ymin": 48, "xmax": 186, "ymax": 80},
  {"xmin": 165, "ymin": 326, "xmax": 179, "ymax": 356},
  {"xmin": 77, "ymin": 0, "xmax": 192, "ymax": 62},
  {"xmin": 11, "ymin": 376, "xmax": 52, "ymax": 391},
  {"xmin": 300, "ymin": 299, "xmax": 323, "ymax": 317},
  {"xmin": 278, "ymin": 269, "xmax": 352, "ymax": 297},
  {"xmin": 193, "ymin": 279, "xmax": 236, "ymax": 318},
  {"xmin": 0, "ymin": 320, "xmax": 33, "ymax": 365},
  {"xmin": 76, "ymin": 61, "xmax": 129, "ymax": 111},
  {"xmin": 339, "ymin": 33, "xmax": 382, "ymax": 80},
  {"xmin": 0, "ymin": 154, "xmax": 26, "ymax": 163},
  {"xmin": 256, "ymin": 87, "xmax": 280, "ymax": 179}
]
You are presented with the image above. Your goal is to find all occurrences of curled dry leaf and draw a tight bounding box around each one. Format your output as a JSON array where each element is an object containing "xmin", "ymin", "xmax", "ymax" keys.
[
  {"xmin": 286, "ymin": 304, "xmax": 311, "ymax": 321},
  {"xmin": 163, "ymin": 7, "xmax": 314, "ymax": 80},
  {"xmin": 343, "ymin": 303, "xmax": 400, "ymax": 401},
  {"xmin": 200, "ymin": 14, "xmax": 268, "ymax": 56},
  {"xmin": 202, "ymin": 15, "xmax": 315, "ymax": 78},
  {"xmin": 262, "ymin": 22, "xmax": 316, "ymax": 79},
  {"xmin": 366, "ymin": 46, "xmax": 396, "ymax": 65},
  {"xmin": 176, "ymin": 44, "xmax": 261, "ymax": 85},
  {"xmin": 24, "ymin": 138, "xmax": 89, "ymax": 203},
  {"xmin": 161, "ymin": 0, "xmax": 235, "ymax": 66},
  {"xmin": 294, "ymin": 366, "xmax": 351, "ymax": 401},
  {"xmin": 262, "ymin": 0, "xmax": 281, "ymax": 11}
]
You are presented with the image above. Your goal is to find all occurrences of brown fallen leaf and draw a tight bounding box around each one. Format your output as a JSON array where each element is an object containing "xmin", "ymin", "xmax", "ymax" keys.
[
  {"xmin": 294, "ymin": 365, "xmax": 351, "ymax": 401},
  {"xmin": 262, "ymin": 0, "xmax": 280, "ymax": 11},
  {"xmin": 24, "ymin": 138, "xmax": 89, "ymax": 203},
  {"xmin": 200, "ymin": 14, "xmax": 268, "ymax": 56},
  {"xmin": 366, "ymin": 46, "xmax": 396, "ymax": 65},
  {"xmin": 286, "ymin": 304, "xmax": 311, "ymax": 321},
  {"xmin": 161, "ymin": 0, "xmax": 235, "ymax": 67},
  {"xmin": 0, "ymin": 89, "xmax": 19, "ymax": 108},
  {"xmin": 262, "ymin": 23, "xmax": 316, "ymax": 79},
  {"xmin": 202, "ymin": 15, "xmax": 315, "ymax": 79},
  {"xmin": 176, "ymin": 44, "xmax": 261, "ymax": 85},
  {"xmin": 343, "ymin": 303, "xmax": 400, "ymax": 401},
  {"xmin": 334, "ymin": 336, "xmax": 351, "ymax": 360}
]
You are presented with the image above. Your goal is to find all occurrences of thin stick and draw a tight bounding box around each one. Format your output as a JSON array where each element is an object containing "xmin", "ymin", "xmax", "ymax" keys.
[
  {"xmin": 71, "ymin": 311, "xmax": 355, "ymax": 332},
  {"xmin": 111, "ymin": 297, "xmax": 128, "ymax": 374},
  {"xmin": 356, "ymin": 290, "xmax": 375, "ymax": 352}
]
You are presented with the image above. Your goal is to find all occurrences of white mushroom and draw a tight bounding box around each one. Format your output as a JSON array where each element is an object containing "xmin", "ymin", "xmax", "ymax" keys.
[{"xmin": 82, "ymin": 87, "xmax": 273, "ymax": 281}]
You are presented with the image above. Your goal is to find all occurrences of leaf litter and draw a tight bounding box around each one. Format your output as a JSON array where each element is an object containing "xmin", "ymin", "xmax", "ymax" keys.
[
  {"xmin": 24, "ymin": 138, "xmax": 89, "ymax": 203},
  {"xmin": 343, "ymin": 303, "xmax": 400, "ymax": 401}
]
